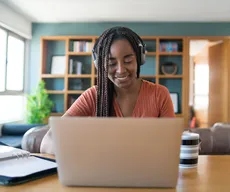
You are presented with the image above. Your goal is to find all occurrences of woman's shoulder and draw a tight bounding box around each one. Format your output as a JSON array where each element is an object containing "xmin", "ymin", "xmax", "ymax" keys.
[
  {"xmin": 141, "ymin": 79, "xmax": 175, "ymax": 117},
  {"xmin": 65, "ymin": 86, "xmax": 97, "ymax": 116},
  {"xmin": 142, "ymin": 79, "xmax": 169, "ymax": 95},
  {"xmin": 77, "ymin": 86, "xmax": 97, "ymax": 104},
  {"xmin": 83, "ymin": 86, "xmax": 97, "ymax": 95}
]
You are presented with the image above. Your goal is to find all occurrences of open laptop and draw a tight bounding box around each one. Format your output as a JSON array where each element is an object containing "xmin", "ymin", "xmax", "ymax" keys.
[{"xmin": 49, "ymin": 117, "xmax": 184, "ymax": 188}]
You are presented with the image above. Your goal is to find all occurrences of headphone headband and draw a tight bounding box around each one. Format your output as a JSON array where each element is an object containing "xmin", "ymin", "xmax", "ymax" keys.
[
  {"xmin": 92, "ymin": 42, "xmax": 146, "ymax": 68},
  {"xmin": 92, "ymin": 27, "xmax": 146, "ymax": 68}
]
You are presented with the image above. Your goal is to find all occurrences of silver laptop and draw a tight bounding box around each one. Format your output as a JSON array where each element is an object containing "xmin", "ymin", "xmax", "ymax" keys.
[{"xmin": 49, "ymin": 117, "xmax": 184, "ymax": 188}]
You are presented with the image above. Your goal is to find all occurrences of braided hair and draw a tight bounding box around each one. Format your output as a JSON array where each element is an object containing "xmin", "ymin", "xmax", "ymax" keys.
[{"xmin": 93, "ymin": 26, "xmax": 144, "ymax": 117}]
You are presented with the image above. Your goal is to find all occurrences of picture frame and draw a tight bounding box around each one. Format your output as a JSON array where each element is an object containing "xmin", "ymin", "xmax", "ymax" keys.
[
  {"xmin": 51, "ymin": 56, "xmax": 66, "ymax": 74},
  {"xmin": 170, "ymin": 93, "xmax": 179, "ymax": 113}
]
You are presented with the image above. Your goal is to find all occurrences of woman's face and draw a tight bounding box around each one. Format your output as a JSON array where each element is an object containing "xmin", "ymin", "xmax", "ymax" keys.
[{"xmin": 107, "ymin": 39, "xmax": 138, "ymax": 89}]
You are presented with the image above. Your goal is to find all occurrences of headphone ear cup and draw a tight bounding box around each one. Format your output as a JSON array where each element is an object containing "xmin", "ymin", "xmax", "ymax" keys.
[
  {"xmin": 140, "ymin": 44, "xmax": 146, "ymax": 65},
  {"xmin": 92, "ymin": 49, "xmax": 97, "ymax": 68},
  {"xmin": 141, "ymin": 53, "xmax": 146, "ymax": 65}
]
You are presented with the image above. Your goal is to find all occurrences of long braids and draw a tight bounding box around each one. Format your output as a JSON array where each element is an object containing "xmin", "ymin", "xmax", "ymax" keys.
[{"xmin": 93, "ymin": 26, "xmax": 144, "ymax": 117}]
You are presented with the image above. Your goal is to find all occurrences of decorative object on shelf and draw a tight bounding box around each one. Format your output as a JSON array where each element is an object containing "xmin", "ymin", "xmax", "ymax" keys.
[
  {"xmin": 170, "ymin": 93, "xmax": 178, "ymax": 113},
  {"xmin": 161, "ymin": 62, "xmax": 178, "ymax": 75},
  {"xmin": 26, "ymin": 80, "xmax": 54, "ymax": 124},
  {"xmin": 160, "ymin": 42, "xmax": 178, "ymax": 52},
  {"xmin": 51, "ymin": 56, "xmax": 66, "ymax": 74}
]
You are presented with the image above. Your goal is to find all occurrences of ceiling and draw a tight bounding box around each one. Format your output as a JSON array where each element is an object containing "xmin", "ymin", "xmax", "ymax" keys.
[{"xmin": 2, "ymin": 0, "xmax": 230, "ymax": 22}]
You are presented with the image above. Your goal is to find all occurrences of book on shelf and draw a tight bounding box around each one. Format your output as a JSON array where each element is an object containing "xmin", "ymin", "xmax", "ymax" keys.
[
  {"xmin": 0, "ymin": 145, "xmax": 57, "ymax": 185},
  {"xmin": 69, "ymin": 59, "xmax": 82, "ymax": 74},
  {"xmin": 73, "ymin": 41, "xmax": 93, "ymax": 52}
]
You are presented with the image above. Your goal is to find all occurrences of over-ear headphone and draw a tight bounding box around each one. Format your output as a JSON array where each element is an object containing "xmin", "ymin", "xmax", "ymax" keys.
[
  {"xmin": 138, "ymin": 43, "xmax": 146, "ymax": 65},
  {"xmin": 92, "ymin": 42, "xmax": 146, "ymax": 68}
]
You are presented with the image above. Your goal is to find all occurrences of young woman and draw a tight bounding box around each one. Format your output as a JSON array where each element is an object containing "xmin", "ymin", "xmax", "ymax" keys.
[{"xmin": 40, "ymin": 26, "xmax": 175, "ymax": 154}]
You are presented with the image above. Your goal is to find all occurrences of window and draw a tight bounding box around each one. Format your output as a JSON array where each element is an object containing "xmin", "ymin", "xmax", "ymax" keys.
[
  {"xmin": 0, "ymin": 29, "xmax": 7, "ymax": 92},
  {"xmin": 194, "ymin": 64, "xmax": 209, "ymax": 109},
  {"xmin": 0, "ymin": 28, "xmax": 25, "ymax": 92},
  {"xmin": 0, "ymin": 27, "xmax": 26, "ymax": 123}
]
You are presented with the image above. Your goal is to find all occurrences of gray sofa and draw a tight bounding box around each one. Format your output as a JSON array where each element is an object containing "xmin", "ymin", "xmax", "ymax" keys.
[
  {"xmin": 0, "ymin": 124, "xmax": 44, "ymax": 148},
  {"xmin": 190, "ymin": 122, "xmax": 230, "ymax": 155},
  {"xmin": 20, "ymin": 122, "xmax": 230, "ymax": 155},
  {"xmin": 21, "ymin": 125, "xmax": 49, "ymax": 152}
]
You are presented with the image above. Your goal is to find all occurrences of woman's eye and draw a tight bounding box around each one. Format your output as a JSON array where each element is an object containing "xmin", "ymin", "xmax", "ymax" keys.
[
  {"xmin": 108, "ymin": 63, "xmax": 116, "ymax": 67},
  {"xmin": 124, "ymin": 60, "xmax": 132, "ymax": 64}
]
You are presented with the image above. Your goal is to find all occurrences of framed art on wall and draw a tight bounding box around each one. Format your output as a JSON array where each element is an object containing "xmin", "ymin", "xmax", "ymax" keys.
[
  {"xmin": 170, "ymin": 93, "xmax": 178, "ymax": 113},
  {"xmin": 51, "ymin": 56, "xmax": 66, "ymax": 74}
]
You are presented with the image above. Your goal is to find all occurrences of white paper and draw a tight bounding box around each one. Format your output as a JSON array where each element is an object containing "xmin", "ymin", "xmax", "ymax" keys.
[
  {"xmin": 0, "ymin": 145, "xmax": 30, "ymax": 160},
  {"xmin": 51, "ymin": 56, "xmax": 66, "ymax": 74},
  {"xmin": 170, "ymin": 93, "xmax": 178, "ymax": 113},
  {"xmin": 0, "ymin": 156, "xmax": 57, "ymax": 177}
]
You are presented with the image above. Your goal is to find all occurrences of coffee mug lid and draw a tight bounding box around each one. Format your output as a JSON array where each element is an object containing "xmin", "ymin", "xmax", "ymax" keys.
[{"xmin": 182, "ymin": 132, "xmax": 199, "ymax": 140}]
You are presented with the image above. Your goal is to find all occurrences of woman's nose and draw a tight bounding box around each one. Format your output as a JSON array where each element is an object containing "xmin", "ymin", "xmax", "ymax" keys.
[{"xmin": 116, "ymin": 63, "xmax": 126, "ymax": 74}]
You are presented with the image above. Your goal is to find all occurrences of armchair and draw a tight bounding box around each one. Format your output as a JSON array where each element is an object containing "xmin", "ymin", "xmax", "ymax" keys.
[
  {"xmin": 0, "ymin": 124, "xmax": 43, "ymax": 149},
  {"xmin": 21, "ymin": 125, "xmax": 49, "ymax": 153},
  {"xmin": 190, "ymin": 122, "xmax": 230, "ymax": 155}
]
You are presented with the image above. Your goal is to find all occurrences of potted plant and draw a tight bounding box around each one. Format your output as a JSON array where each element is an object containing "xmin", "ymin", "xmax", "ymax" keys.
[{"xmin": 26, "ymin": 80, "xmax": 54, "ymax": 124}]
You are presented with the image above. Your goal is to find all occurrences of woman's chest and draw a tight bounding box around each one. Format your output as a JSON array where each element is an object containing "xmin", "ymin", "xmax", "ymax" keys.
[{"xmin": 114, "ymin": 96, "xmax": 159, "ymax": 117}]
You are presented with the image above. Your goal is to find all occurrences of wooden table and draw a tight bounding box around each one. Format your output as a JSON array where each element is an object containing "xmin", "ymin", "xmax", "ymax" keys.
[{"xmin": 1, "ymin": 155, "xmax": 230, "ymax": 192}]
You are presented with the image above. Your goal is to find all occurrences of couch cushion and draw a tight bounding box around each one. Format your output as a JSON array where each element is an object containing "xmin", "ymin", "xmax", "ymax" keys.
[
  {"xmin": 211, "ymin": 123, "xmax": 230, "ymax": 154},
  {"xmin": 0, "ymin": 136, "xmax": 23, "ymax": 148},
  {"xmin": 189, "ymin": 128, "xmax": 213, "ymax": 155},
  {"xmin": 21, "ymin": 125, "xmax": 49, "ymax": 153},
  {"xmin": 2, "ymin": 124, "xmax": 44, "ymax": 136}
]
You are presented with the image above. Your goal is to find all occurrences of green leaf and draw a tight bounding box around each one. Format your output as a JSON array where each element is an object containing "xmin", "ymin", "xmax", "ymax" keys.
[{"xmin": 25, "ymin": 80, "xmax": 54, "ymax": 124}]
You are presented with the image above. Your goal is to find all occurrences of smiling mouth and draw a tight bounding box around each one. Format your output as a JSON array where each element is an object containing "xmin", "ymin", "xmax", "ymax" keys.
[{"xmin": 116, "ymin": 76, "xmax": 128, "ymax": 81}]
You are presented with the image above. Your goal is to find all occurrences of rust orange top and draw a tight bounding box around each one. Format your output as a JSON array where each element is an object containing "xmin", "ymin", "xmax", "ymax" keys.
[{"xmin": 65, "ymin": 80, "xmax": 175, "ymax": 117}]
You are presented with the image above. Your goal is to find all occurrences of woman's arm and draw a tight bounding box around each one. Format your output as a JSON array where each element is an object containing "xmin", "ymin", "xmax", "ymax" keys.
[
  {"xmin": 40, "ymin": 126, "xmax": 54, "ymax": 154},
  {"xmin": 40, "ymin": 87, "xmax": 96, "ymax": 154},
  {"xmin": 40, "ymin": 113, "xmax": 70, "ymax": 154}
]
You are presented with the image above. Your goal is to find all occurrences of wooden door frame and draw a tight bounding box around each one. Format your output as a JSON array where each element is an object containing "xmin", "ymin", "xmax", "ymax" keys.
[{"xmin": 186, "ymin": 36, "xmax": 230, "ymax": 125}]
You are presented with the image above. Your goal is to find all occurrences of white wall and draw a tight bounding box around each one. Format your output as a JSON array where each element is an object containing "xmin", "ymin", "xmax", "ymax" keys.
[
  {"xmin": 0, "ymin": 1, "xmax": 31, "ymax": 39},
  {"xmin": 189, "ymin": 56, "xmax": 194, "ymax": 106}
]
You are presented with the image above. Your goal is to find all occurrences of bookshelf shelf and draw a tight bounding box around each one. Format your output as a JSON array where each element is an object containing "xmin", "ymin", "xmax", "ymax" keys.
[
  {"xmin": 176, "ymin": 113, "xmax": 183, "ymax": 117},
  {"xmin": 47, "ymin": 91, "xmax": 65, "ymax": 94},
  {"xmin": 67, "ymin": 90, "xmax": 84, "ymax": 94},
  {"xmin": 159, "ymin": 52, "xmax": 183, "ymax": 56},
  {"xmin": 51, "ymin": 113, "xmax": 63, "ymax": 116},
  {"xmin": 41, "ymin": 74, "xmax": 65, "ymax": 78},
  {"xmin": 158, "ymin": 75, "xmax": 183, "ymax": 78},
  {"xmin": 68, "ymin": 74, "xmax": 92, "ymax": 78},
  {"xmin": 68, "ymin": 52, "xmax": 92, "ymax": 56},
  {"xmin": 40, "ymin": 35, "xmax": 189, "ymax": 127},
  {"xmin": 140, "ymin": 75, "xmax": 156, "ymax": 78}
]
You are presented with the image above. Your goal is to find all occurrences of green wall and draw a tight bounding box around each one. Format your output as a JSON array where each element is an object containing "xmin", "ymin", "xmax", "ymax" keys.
[{"xmin": 29, "ymin": 22, "xmax": 230, "ymax": 93}]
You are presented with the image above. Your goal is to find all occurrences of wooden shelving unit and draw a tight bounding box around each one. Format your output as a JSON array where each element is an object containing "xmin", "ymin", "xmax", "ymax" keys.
[{"xmin": 40, "ymin": 36, "xmax": 189, "ymax": 127}]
